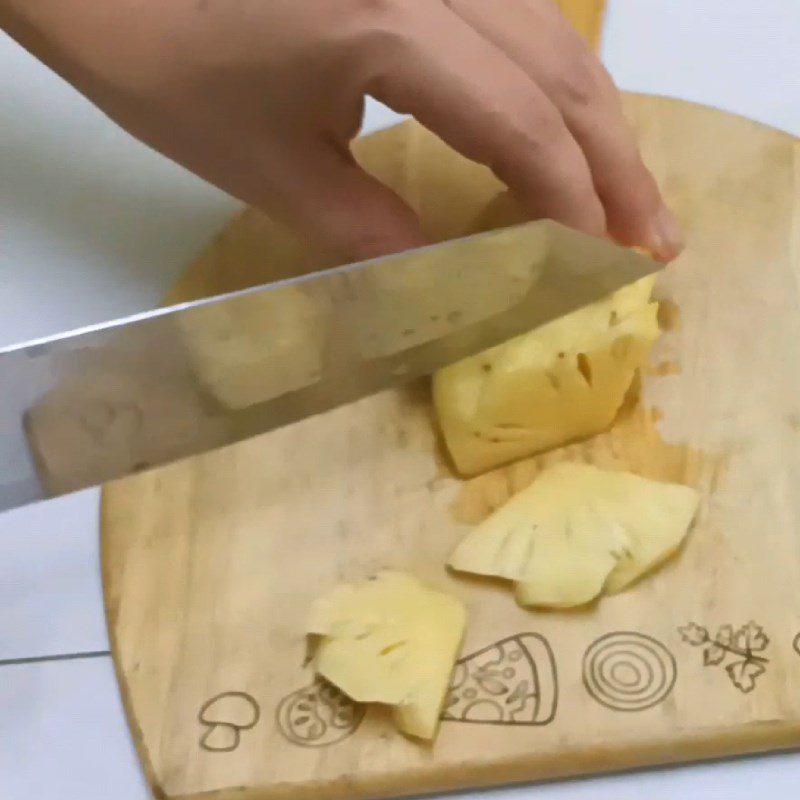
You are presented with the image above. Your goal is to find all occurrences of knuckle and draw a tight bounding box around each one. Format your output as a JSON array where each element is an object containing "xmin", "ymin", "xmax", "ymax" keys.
[
  {"xmin": 341, "ymin": 0, "xmax": 413, "ymax": 73},
  {"xmin": 594, "ymin": 63, "xmax": 620, "ymax": 99},
  {"xmin": 342, "ymin": 0, "xmax": 407, "ymax": 31},
  {"xmin": 599, "ymin": 158, "xmax": 660, "ymax": 212},
  {"xmin": 493, "ymin": 104, "xmax": 569, "ymax": 164},
  {"xmin": 343, "ymin": 0, "xmax": 399, "ymax": 15},
  {"xmin": 556, "ymin": 152, "xmax": 602, "ymax": 202},
  {"xmin": 555, "ymin": 52, "xmax": 613, "ymax": 110}
]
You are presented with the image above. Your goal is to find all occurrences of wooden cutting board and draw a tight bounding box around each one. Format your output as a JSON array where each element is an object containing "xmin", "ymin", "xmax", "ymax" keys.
[
  {"xmin": 100, "ymin": 7, "xmax": 800, "ymax": 800},
  {"xmin": 102, "ymin": 93, "xmax": 800, "ymax": 800}
]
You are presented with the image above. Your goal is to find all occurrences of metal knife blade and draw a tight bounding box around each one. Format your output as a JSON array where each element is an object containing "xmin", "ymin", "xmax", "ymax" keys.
[{"xmin": 0, "ymin": 220, "xmax": 662, "ymax": 512}]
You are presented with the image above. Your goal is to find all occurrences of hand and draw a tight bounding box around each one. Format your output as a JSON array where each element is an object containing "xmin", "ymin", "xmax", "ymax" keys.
[{"xmin": 2, "ymin": 0, "xmax": 684, "ymax": 261}]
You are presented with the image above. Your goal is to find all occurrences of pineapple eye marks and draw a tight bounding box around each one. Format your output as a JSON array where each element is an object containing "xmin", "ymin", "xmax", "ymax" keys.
[
  {"xmin": 434, "ymin": 277, "xmax": 660, "ymax": 477},
  {"xmin": 448, "ymin": 463, "xmax": 699, "ymax": 609},
  {"xmin": 306, "ymin": 571, "xmax": 466, "ymax": 741}
]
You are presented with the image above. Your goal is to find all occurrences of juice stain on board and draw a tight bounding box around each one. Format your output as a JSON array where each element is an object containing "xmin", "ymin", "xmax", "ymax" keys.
[
  {"xmin": 386, "ymin": 296, "xmax": 721, "ymax": 526},
  {"xmin": 449, "ymin": 379, "xmax": 716, "ymax": 525}
]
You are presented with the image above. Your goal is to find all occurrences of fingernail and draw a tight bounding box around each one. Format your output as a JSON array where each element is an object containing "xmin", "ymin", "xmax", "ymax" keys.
[{"xmin": 648, "ymin": 205, "xmax": 685, "ymax": 262}]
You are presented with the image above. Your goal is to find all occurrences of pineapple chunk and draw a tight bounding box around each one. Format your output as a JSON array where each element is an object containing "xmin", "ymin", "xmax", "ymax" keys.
[
  {"xmin": 448, "ymin": 463, "xmax": 699, "ymax": 608},
  {"xmin": 434, "ymin": 278, "xmax": 659, "ymax": 476},
  {"xmin": 178, "ymin": 285, "xmax": 326, "ymax": 410},
  {"xmin": 307, "ymin": 571, "xmax": 466, "ymax": 740}
]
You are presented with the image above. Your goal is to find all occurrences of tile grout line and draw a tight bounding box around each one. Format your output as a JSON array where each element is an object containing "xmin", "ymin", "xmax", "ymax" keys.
[{"xmin": 0, "ymin": 650, "xmax": 111, "ymax": 667}]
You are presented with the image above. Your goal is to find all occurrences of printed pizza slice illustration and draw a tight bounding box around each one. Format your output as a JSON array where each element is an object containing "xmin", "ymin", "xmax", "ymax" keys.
[{"xmin": 442, "ymin": 633, "xmax": 557, "ymax": 725}]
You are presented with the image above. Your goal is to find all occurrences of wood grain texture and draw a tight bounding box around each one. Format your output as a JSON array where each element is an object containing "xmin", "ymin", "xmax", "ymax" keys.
[{"xmin": 102, "ymin": 94, "xmax": 800, "ymax": 800}]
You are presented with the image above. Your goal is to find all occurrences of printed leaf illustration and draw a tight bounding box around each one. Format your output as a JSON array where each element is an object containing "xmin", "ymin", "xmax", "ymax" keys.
[
  {"xmin": 734, "ymin": 621, "xmax": 769, "ymax": 653},
  {"xmin": 678, "ymin": 622, "xmax": 709, "ymax": 646},
  {"xmin": 679, "ymin": 620, "xmax": 770, "ymax": 694},
  {"xmin": 726, "ymin": 659, "xmax": 765, "ymax": 694},
  {"xmin": 715, "ymin": 624, "xmax": 734, "ymax": 647},
  {"xmin": 703, "ymin": 644, "xmax": 726, "ymax": 666}
]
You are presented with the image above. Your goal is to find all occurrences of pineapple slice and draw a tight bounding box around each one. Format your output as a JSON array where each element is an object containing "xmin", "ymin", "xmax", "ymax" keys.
[
  {"xmin": 448, "ymin": 463, "xmax": 699, "ymax": 609},
  {"xmin": 307, "ymin": 571, "xmax": 466, "ymax": 740},
  {"xmin": 434, "ymin": 277, "xmax": 659, "ymax": 476}
]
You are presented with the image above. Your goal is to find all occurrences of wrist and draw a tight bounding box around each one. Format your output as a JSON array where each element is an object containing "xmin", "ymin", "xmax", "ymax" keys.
[
  {"xmin": 0, "ymin": 1, "xmax": 158, "ymax": 103},
  {"xmin": 1, "ymin": 1, "xmax": 92, "ymax": 87}
]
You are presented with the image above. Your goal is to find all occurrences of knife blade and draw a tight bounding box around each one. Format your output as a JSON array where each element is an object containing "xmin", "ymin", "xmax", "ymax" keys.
[{"xmin": 0, "ymin": 220, "xmax": 662, "ymax": 512}]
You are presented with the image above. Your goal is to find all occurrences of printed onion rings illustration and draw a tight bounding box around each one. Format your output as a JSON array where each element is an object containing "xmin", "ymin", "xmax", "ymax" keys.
[{"xmin": 583, "ymin": 632, "xmax": 676, "ymax": 712}]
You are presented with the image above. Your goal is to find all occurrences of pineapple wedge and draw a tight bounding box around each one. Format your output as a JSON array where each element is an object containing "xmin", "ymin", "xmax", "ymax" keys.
[
  {"xmin": 308, "ymin": 571, "xmax": 466, "ymax": 740},
  {"xmin": 434, "ymin": 277, "xmax": 659, "ymax": 476},
  {"xmin": 448, "ymin": 463, "xmax": 699, "ymax": 608}
]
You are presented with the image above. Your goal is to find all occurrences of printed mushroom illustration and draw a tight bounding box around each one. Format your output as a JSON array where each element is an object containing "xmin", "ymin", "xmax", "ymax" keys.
[{"xmin": 198, "ymin": 692, "xmax": 260, "ymax": 752}]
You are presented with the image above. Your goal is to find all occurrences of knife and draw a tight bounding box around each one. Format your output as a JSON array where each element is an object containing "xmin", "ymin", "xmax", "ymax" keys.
[{"xmin": 0, "ymin": 220, "xmax": 662, "ymax": 512}]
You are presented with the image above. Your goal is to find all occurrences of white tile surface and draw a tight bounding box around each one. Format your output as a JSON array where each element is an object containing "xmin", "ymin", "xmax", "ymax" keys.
[
  {"xmin": 0, "ymin": 657, "xmax": 150, "ymax": 800},
  {"xmin": 496, "ymin": 753, "xmax": 800, "ymax": 799},
  {"xmin": 2, "ymin": 1, "xmax": 800, "ymax": 798},
  {"xmin": 0, "ymin": 490, "xmax": 107, "ymax": 661}
]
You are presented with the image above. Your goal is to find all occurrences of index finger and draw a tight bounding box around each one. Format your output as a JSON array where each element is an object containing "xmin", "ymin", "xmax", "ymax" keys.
[
  {"xmin": 447, "ymin": 0, "xmax": 684, "ymax": 260},
  {"xmin": 357, "ymin": 1, "xmax": 606, "ymax": 237}
]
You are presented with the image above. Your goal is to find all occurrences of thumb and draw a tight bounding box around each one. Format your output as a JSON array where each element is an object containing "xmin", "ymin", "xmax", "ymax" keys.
[{"xmin": 276, "ymin": 140, "xmax": 429, "ymax": 262}]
